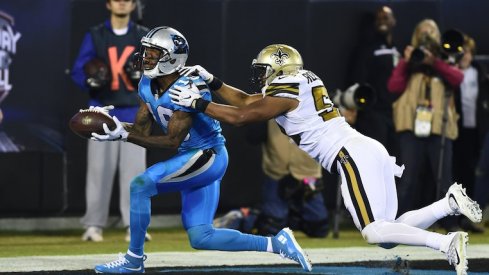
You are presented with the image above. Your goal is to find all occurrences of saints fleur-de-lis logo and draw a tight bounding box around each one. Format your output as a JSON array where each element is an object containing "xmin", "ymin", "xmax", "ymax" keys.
[{"xmin": 271, "ymin": 48, "xmax": 289, "ymax": 66}]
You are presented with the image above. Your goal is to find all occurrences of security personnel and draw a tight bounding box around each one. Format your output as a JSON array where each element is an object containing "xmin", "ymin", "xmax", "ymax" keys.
[{"xmin": 71, "ymin": 0, "xmax": 149, "ymax": 242}]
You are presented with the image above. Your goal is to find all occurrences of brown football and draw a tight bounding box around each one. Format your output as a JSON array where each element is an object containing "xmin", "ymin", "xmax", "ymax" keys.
[
  {"xmin": 83, "ymin": 58, "xmax": 109, "ymax": 79},
  {"xmin": 69, "ymin": 110, "xmax": 116, "ymax": 139}
]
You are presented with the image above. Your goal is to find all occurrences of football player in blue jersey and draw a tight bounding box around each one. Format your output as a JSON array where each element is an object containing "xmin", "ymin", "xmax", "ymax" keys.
[{"xmin": 90, "ymin": 26, "xmax": 312, "ymax": 273}]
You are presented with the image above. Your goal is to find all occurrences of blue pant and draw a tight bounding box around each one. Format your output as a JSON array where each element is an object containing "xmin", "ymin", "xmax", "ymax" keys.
[{"xmin": 128, "ymin": 145, "xmax": 267, "ymax": 255}]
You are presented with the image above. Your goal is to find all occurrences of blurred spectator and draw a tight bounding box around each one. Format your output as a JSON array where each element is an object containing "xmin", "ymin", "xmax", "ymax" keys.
[
  {"xmin": 455, "ymin": 34, "xmax": 489, "ymax": 232},
  {"xmin": 349, "ymin": 6, "xmax": 400, "ymax": 157},
  {"xmin": 453, "ymin": 35, "xmax": 479, "ymax": 197},
  {"xmin": 70, "ymin": 0, "xmax": 149, "ymax": 242},
  {"xmin": 387, "ymin": 19, "xmax": 464, "ymax": 231},
  {"xmin": 215, "ymin": 120, "xmax": 329, "ymax": 238},
  {"xmin": 474, "ymin": 135, "xmax": 489, "ymax": 228}
]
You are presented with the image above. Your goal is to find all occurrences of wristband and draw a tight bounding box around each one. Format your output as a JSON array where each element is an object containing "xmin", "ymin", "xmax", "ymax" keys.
[
  {"xmin": 194, "ymin": 98, "xmax": 211, "ymax": 112},
  {"xmin": 207, "ymin": 77, "xmax": 223, "ymax": 91}
]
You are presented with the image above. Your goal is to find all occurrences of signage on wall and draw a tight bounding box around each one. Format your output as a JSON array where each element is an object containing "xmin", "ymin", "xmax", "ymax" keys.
[{"xmin": 0, "ymin": 10, "xmax": 22, "ymax": 104}]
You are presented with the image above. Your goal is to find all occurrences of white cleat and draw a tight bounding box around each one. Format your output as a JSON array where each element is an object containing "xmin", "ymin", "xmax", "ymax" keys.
[
  {"xmin": 447, "ymin": 182, "xmax": 483, "ymax": 223},
  {"xmin": 444, "ymin": 232, "xmax": 469, "ymax": 275},
  {"xmin": 82, "ymin": 226, "xmax": 103, "ymax": 242}
]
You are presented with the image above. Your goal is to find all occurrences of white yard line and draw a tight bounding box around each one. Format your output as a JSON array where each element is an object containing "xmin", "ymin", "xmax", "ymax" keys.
[{"xmin": 0, "ymin": 245, "xmax": 488, "ymax": 272}]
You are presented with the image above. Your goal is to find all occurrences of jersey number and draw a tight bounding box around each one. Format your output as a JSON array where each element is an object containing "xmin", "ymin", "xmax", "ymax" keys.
[{"xmin": 311, "ymin": 86, "xmax": 334, "ymax": 121}]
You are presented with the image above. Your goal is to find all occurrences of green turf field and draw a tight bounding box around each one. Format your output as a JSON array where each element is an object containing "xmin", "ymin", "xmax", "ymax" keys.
[{"xmin": 1, "ymin": 226, "xmax": 488, "ymax": 258}]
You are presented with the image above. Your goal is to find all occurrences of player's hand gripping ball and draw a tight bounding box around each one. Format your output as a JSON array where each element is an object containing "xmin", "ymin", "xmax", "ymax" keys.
[{"xmin": 69, "ymin": 107, "xmax": 116, "ymax": 139}]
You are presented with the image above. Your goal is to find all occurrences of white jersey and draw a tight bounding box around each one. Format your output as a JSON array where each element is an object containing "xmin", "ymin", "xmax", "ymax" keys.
[{"xmin": 265, "ymin": 70, "xmax": 360, "ymax": 172}]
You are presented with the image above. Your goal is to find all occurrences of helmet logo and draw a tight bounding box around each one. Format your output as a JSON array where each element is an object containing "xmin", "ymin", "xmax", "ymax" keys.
[
  {"xmin": 171, "ymin": 34, "xmax": 189, "ymax": 54},
  {"xmin": 270, "ymin": 48, "xmax": 289, "ymax": 66}
]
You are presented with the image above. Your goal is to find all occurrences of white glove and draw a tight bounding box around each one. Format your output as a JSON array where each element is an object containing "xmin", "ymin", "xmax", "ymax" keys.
[
  {"xmin": 91, "ymin": 116, "xmax": 129, "ymax": 141},
  {"xmin": 178, "ymin": 65, "xmax": 214, "ymax": 84},
  {"xmin": 83, "ymin": 105, "xmax": 114, "ymax": 116},
  {"xmin": 169, "ymin": 86, "xmax": 202, "ymax": 108}
]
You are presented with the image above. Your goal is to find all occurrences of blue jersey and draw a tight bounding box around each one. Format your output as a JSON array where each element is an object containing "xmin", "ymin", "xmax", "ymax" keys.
[{"xmin": 138, "ymin": 75, "xmax": 225, "ymax": 152}]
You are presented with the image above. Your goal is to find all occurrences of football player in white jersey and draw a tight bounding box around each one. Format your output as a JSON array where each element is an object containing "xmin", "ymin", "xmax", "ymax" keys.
[{"xmin": 170, "ymin": 44, "xmax": 483, "ymax": 275}]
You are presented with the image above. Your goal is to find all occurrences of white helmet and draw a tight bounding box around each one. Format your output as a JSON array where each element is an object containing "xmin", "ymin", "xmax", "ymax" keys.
[{"xmin": 138, "ymin": 26, "xmax": 189, "ymax": 79}]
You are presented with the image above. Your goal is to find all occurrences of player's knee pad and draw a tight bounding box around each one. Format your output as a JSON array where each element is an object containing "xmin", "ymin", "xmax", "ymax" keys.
[
  {"xmin": 361, "ymin": 220, "xmax": 385, "ymax": 244},
  {"xmin": 361, "ymin": 220, "xmax": 398, "ymax": 249},
  {"xmin": 130, "ymin": 174, "xmax": 155, "ymax": 195},
  {"xmin": 187, "ymin": 224, "xmax": 214, "ymax": 250}
]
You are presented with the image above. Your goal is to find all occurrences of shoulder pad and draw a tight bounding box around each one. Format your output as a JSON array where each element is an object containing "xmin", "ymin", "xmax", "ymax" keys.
[{"xmin": 265, "ymin": 81, "xmax": 300, "ymax": 97}]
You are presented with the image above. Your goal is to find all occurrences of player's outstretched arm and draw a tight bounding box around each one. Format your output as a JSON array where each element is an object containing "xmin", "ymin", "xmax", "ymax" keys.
[
  {"xmin": 179, "ymin": 65, "xmax": 261, "ymax": 107},
  {"xmin": 169, "ymin": 86, "xmax": 296, "ymax": 127},
  {"xmin": 127, "ymin": 111, "xmax": 192, "ymax": 149},
  {"xmin": 203, "ymin": 96, "xmax": 293, "ymax": 126},
  {"xmin": 213, "ymin": 83, "xmax": 262, "ymax": 107}
]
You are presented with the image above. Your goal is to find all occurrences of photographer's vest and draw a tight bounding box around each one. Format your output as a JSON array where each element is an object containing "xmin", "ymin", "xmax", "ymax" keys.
[
  {"xmin": 392, "ymin": 73, "xmax": 459, "ymax": 140},
  {"xmin": 90, "ymin": 22, "xmax": 148, "ymax": 106}
]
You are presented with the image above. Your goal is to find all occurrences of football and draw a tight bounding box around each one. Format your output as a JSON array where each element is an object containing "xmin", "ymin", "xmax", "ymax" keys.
[
  {"xmin": 83, "ymin": 58, "xmax": 109, "ymax": 88},
  {"xmin": 69, "ymin": 109, "xmax": 116, "ymax": 139}
]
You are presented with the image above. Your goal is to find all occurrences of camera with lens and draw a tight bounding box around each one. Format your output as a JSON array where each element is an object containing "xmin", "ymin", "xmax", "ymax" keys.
[
  {"xmin": 331, "ymin": 83, "xmax": 376, "ymax": 110},
  {"xmin": 440, "ymin": 29, "xmax": 465, "ymax": 65},
  {"xmin": 410, "ymin": 29, "xmax": 465, "ymax": 66},
  {"xmin": 409, "ymin": 33, "xmax": 441, "ymax": 66}
]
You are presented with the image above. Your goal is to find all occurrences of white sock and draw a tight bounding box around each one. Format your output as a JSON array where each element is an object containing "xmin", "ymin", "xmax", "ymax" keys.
[
  {"xmin": 396, "ymin": 198, "xmax": 453, "ymax": 229},
  {"xmin": 425, "ymin": 231, "xmax": 444, "ymax": 250},
  {"xmin": 266, "ymin": 237, "xmax": 274, "ymax": 253},
  {"xmin": 363, "ymin": 220, "xmax": 446, "ymax": 251},
  {"xmin": 438, "ymin": 233, "xmax": 455, "ymax": 253},
  {"xmin": 127, "ymin": 250, "xmax": 143, "ymax": 258}
]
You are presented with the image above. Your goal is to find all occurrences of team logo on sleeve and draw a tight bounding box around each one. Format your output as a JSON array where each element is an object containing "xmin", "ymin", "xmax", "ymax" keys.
[{"xmin": 271, "ymin": 48, "xmax": 289, "ymax": 66}]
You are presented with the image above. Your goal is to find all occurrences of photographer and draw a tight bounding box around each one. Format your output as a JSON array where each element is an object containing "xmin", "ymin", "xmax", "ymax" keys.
[
  {"xmin": 387, "ymin": 19, "xmax": 464, "ymax": 231},
  {"xmin": 348, "ymin": 6, "xmax": 400, "ymax": 157},
  {"xmin": 455, "ymin": 34, "xmax": 489, "ymax": 232}
]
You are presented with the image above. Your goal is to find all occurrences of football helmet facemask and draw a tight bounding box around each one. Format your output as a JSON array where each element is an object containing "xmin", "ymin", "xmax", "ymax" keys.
[
  {"xmin": 134, "ymin": 26, "xmax": 189, "ymax": 79},
  {"xmin": 250, "ymin": 44, "xmax": 303, "ymax": 92}
]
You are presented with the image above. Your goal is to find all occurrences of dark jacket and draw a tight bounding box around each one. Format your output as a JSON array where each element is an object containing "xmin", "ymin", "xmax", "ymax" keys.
[{"xmin": 455, "ymin": 61, "xmax": 489, "ymax": 146}]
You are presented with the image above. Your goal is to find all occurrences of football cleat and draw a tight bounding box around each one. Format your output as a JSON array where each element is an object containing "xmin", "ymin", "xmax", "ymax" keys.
[
  {"xmin": 447, "ymin": 182, "xmax": 483, "ymax": 223},
  {"xmin": 272, "ymin": 228, "xmax": 312, "ymax": 272},
  {"xmin": 95, "ymin": 253, "xmax": 146, "ymax": 273},
  {"xmin": 82, "ymin": 226, "xmax": 103, "ymax": 242},
  {"xmin": 444, "ymin": 232, "xmax": 468, "ymax": 275}
]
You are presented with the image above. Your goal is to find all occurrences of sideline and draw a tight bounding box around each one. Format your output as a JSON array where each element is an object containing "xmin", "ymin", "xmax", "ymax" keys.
[{"xmin": 1, "ymin": 244, "xmax": 488, "ymax": 272}]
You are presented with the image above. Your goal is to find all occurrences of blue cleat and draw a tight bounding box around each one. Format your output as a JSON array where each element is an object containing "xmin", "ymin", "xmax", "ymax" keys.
[
  {"xmin": 95, "ymin": 253, "xmax": 146, "ymax": 273},
  {"xmin": 272, "ymin": 227, "xmax": 312, "ymax": 271}
]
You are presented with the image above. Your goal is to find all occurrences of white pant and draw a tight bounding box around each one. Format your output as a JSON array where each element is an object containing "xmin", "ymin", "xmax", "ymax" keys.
[
  {"xmin": 335, "ymin": 135, "xmax": 401, "ymax": 231},
  {"xmin": 335, "ymin": 135, "xmax": 454, "ymax": 251},
  {"xmin": 81, "ymin": 140, "xmax": 146, "ymax": 228}
]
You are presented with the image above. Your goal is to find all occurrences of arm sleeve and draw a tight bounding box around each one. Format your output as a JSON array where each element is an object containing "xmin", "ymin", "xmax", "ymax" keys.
[
  {"xmin": 387, "ymin": 59, "xmax": 409, "ymax": 93},
  {"xmin": 70, "ymin": 32, "xmax": 96, "ymax": 91},
  {"xmin": 433, "ymin": 59, "xmax": 464, "ymax": 89}
]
